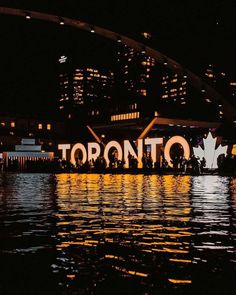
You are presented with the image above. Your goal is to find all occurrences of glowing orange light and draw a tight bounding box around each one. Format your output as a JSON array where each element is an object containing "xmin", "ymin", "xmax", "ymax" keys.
[
  {"xmin": 168, "ymin": 279, "xmax": 192, "ymax": 284},
  {"xmin": 232, "ymin": 144, "xmax": 236, "ymax": 155},
  {"xmin": 169, "ymin": 259, "xmax": 192, "ymax": 263}
]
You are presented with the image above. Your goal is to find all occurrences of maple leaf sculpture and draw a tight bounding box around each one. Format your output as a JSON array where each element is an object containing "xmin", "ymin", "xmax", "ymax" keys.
[{"xmin": 193, "ymin": 132, "xmax": 228, "ymax": 169}]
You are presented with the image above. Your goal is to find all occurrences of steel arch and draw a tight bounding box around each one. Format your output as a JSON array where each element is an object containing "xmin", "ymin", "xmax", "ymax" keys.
[{"xmin": 0, "ymin": 6, "xmax": 235, "ymax": 120}]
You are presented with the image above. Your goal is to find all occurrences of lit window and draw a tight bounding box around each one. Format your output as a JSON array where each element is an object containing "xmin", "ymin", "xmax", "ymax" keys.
[
  {"xmin": 47, "ymin": 124, "xmax": 51, "ymax": 130},
  {"xmin": 10, "ymin": 122, "xmax": 15, "ymax": 128},
  {"xmin": 162, "ymin": 95, "xmax": 168, "ymax": 99},
  {"xmin": 38, "ymin": 123, "xmax": 43, "ymax": 130},
  {"xmin": 140, "ymin": 89, "xmax": 147, "ymax": 96},
  {"xmin": 110, "ymin": 112, "xmax": 140, "ymax": 121},
  {"xmin": 1, "ymin": 122, "xmax": 5, "ymax": 127},
  {"xmin": 142, "ymin": 32, "xmax": 151, "ymax": 39}
]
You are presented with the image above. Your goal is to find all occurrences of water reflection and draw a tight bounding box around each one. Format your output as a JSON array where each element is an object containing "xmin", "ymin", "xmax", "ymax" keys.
[
  {"xmin": 0, "ymin": 173, "xmax": 59, "ymax": 294},
  {"xmin": 53, "ymin": 174, "xmax": 235, "ymax": 294},
  {"xmin": 0, "ymin": 173, "xmax": 235, "ymax": 294},
  {"xmin": 191, "ymin": 176, "xmax": 236, "ymax": 294}
]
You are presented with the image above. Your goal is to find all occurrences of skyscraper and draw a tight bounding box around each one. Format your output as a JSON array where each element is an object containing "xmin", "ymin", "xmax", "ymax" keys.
[
  {"xmin": 161, "ymin": 73, "xmax": 188, "ymax": 105},
  {"xmin": 203, "ymin": 64, "xmax": 233, "ymax": 119},
  {"xmin": 58, "ymin": 56, "xmax": 114, "ymax": 121},
  {"xmin": 111, "ymin": 43, "xmax": 158, "ymax": 121},
  {"xmin": 229, "ymin": 81, "xmax": 236, "ymax": 103},
  {"xmin": 116, "ymin": 44, "xmax": 156, "ymax": 98}
]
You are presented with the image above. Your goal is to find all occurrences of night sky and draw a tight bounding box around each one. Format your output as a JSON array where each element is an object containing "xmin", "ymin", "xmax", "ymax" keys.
[{"xmin": 0, "ymin": 0, "xmax": 235, "ymax": 118}]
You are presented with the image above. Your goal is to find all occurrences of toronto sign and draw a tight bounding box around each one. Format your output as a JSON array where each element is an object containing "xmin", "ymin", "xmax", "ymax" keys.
[{"xmin": 58, "ymin": 133, "xmax": 229, "ymax": 169}]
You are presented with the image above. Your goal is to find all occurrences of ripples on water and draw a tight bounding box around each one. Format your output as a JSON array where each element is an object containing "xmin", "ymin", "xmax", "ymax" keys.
[{"xmin": 0, "ymin": 173, "xmax": 235, "ymax": 294}]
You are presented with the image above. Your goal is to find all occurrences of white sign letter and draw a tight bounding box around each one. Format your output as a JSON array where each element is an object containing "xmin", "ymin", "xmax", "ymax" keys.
[
  {"xmin": 145, "ymin": 138, "xmax": 163, "ymax": 163},
  {"xmin": 87, "ymin": 142, "xmax": 101, "ymax": 161},
  {"xmin": 58, "ymin": 144, "xmax": 71, "ymax": 160},
  {"xmin": 164, "ymin": 136, "xmax": 190, "ymax": 167},
  {"xmin": 124, "ymin": 139, "xmax": 143, "ymax": 168},
  {"xmin": 70, "ymin": 143, "xmax": 87, "ymax": 166},
  {"xmin": 104, "ymin": 141, "xmax": 123, "ymax": 167}
]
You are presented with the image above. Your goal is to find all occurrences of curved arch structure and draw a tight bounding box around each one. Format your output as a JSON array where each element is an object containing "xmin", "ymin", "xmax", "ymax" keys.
[{"xmin": 0, "ymin": 6, "xmax": 235, "ymax": 121}]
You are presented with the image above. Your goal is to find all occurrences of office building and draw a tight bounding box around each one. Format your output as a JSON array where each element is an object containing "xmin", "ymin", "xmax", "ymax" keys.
[{"xmin": 58, "ymin": 56, "xmax": 114, "ymax": 121}]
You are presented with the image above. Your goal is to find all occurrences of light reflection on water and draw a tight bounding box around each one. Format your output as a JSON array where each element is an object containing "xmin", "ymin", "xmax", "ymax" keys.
[{"xmin": 0, "ymin": 173, "xmax": 235, "ymax": 294}]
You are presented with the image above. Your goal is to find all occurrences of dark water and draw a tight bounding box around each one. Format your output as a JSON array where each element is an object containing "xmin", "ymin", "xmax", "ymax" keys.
[{"xmin": 0, "ymin": 173, "xmax": 235, "ymax": 295}]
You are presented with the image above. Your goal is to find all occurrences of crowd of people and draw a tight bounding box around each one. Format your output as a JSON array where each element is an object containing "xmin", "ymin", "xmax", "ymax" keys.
[
  {"xmin": 2, "ymin": 158, "xmax": 66, "ymax": 173},
  {"xmin": 1, "ymin": 152, "xmax": 235, "ymax": 175},
  {"xmin": 71, "ymin": 152, "xmax": 235, "ymax": 175},
  {"xmin": 217, "ymin": 154, "xmax": 236, "ymax": 174}
]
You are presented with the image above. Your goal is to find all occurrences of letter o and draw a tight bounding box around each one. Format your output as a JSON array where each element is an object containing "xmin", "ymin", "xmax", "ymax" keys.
[
  {"xmin": 70, "ymin": 143, "xmax": 87, "ymax": 166},
  {"xmin": 104, "ymin": 141, "xmax": 123, "ymax": 167},
  {"xmin": 164, "ymin": 136, "xmax": 190, "ymax": 167}
]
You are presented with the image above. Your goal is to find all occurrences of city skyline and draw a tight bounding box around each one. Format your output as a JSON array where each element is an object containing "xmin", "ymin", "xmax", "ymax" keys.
[
  {"xmin": 0, "ymin": 1, "xmax": 235, "ymax": 119},
  {"xmin": 0, "ymin": 4, "xmax": 235, "ymax": 294}
]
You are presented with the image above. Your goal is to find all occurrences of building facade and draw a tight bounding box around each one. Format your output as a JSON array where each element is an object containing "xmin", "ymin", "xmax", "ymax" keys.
[
  {"xmin": 0, "ymin": 116, "xmax": 68, "ymax": 154},
  {"xmin": 58, "ymin": 56, "xmax": 114, "ymax": 121}
]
